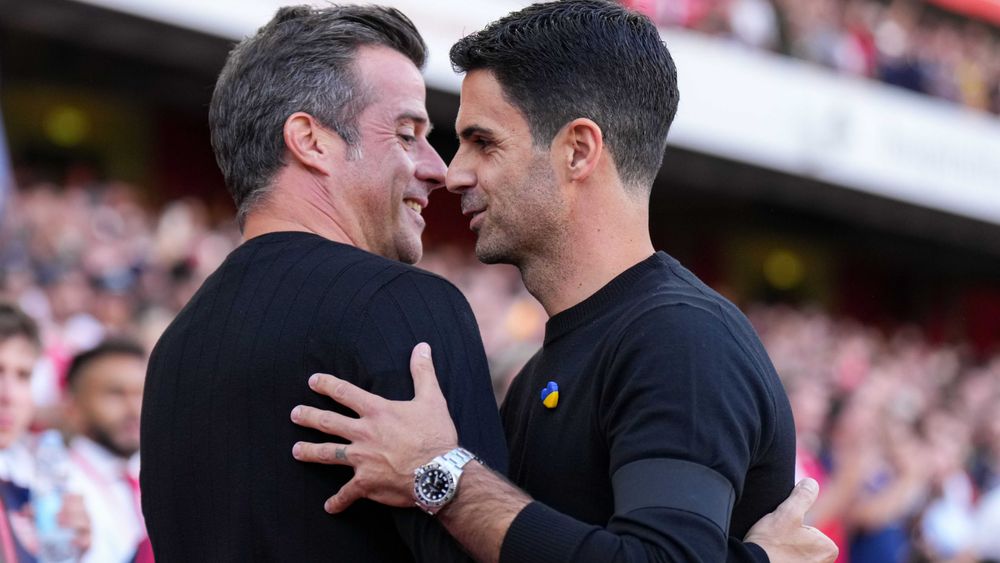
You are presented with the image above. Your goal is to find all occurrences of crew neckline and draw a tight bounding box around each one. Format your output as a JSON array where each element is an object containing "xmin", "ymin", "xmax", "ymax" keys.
[{"xmin": 543, "ymin": 251, "xmax": 672, "ymax": 344}]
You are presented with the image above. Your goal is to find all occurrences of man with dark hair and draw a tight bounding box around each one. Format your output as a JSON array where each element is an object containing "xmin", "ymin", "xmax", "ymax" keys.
[
  {"xmin": 291, "ymin": 1, "xmax": 836, "ymax": 563},
  {"xmin": 140, "ymin": 5, "xmax": 505, "ymax": 562},
  {"xmin": 65, "ymin": 339, "xmax": 148, "ymax": 563}
]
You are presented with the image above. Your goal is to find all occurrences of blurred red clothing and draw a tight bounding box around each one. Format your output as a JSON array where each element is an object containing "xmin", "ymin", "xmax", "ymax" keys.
[{"xmin": 797, "ymin": 447, "xmax": 849, "ymax": 563}]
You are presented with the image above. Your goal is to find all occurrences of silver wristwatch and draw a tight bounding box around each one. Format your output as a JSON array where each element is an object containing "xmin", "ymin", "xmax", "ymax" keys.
[{"xmin": 413, "ymin": 447, "xmax": 479, "ymax": 515}]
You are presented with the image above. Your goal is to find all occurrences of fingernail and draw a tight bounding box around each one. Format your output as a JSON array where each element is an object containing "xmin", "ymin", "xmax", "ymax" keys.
[
  {"xmin": 324, "ymin": 500, "xmax": 334, "ymax": 513},
  {"xmin": 292, "ymin": 442, "xmax": 302, "ymax": 458},
  {"xmin": 309, "ymin": 374, "xmax": 320, "ymax": 387},
  {"xmin": 417, "ymin": 343, "xmax": 430, "ymax": 358},
  {"xmin": 291, "ymin": 406, "xmax": 301, "ymax": 421}
]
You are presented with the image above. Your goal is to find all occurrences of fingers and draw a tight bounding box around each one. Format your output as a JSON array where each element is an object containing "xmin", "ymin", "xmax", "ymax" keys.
[
  {"xmin": 291, "ymin": 404, "xmax": 361, "ymax": 439},
  {"xmin": 308, "ymin": 373, "xmax": 380, "ymax": 414},
  {"xmin": 292, "ymin": 441, "xmax": 354, "ymax": 466},
  {"xmin": 773, "ymin": 478, "xmax": 819, "ymax": 526},
  {"xmin": 410, "ymin": 343, "xmax": 443, "ymax": 398},
  {"xmin": 57, "ymin": 494, "xmax": 86, "ymax": 526},
  {"xmin": 324, "ymin": 480, "xmax": 365, "ymax": 514},
  {"xmin": 58, "ymin": 494, "xmax": 92, "ymax": 551}
]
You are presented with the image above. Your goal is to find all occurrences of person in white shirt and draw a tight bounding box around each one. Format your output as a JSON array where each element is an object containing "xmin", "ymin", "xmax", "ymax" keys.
[{"xmin": 64, "ymin": 339, "xmax": 147, "ymax": 563}]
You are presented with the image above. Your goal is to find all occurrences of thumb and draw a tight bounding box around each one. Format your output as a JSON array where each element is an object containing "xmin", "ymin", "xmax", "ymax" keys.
[
  {"xmin": 410, "ymin": 342, "xmax": 442, "ymax": 398},
  {"xmin": 773, "ymin": 478, "xmax": 819, "ymax": 526}
]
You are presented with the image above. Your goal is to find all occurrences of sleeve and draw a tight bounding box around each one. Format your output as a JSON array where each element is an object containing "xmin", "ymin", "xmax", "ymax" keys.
[
  {"xmin": 499, "ymin": 304, "xmax": 775, "ymax": 563},
  {"xmin": 351, "ymin": 270, "xmax": 509, "ymax": 563}
]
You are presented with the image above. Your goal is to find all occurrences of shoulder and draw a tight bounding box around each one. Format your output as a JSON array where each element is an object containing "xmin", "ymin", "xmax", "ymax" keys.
[
  {"xmin": 603, "ymin": 298, "xmax": 774, "ymax": 401},
  {"xmin": 612, "ymin": 298, "xmax": 737, "ymax": 357}
]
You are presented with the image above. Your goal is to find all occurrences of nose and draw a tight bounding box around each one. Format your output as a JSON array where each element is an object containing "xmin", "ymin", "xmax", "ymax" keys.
[
  {"xmin": 445, "ymin": 146, "xmax": 476, "ymax": 194},
  {"xmin": 415, "ymin": 138, "xmax": 447, "ymax": 194}
]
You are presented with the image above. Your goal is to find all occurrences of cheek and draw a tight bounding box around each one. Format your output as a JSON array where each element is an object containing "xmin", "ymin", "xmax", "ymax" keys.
[
  {"xmin": 94, "ymin": 396, "xmax": 126, "ymax": 420},
  {"xmin": 13, "ymin": 382, "xmax": 33, "ymax": 420}
]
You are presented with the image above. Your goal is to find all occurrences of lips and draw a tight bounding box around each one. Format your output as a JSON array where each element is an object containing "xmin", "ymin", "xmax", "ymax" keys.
[
  {"xmin": 461, "ymin": 195, "xmax": 488, "ymax": 231},
  {"xmin": 467, "ymin": 209, "xmax": 486, "ymax": 231}
]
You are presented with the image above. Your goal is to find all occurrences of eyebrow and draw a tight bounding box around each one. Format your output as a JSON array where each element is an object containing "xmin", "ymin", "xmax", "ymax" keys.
[
  {"xmin": 398, "ymin": 112, "xmax": 433, "ymax": 135},
  {"xmin": 458, "ymin": 125, "xmax": 495, "ymax": 141}
]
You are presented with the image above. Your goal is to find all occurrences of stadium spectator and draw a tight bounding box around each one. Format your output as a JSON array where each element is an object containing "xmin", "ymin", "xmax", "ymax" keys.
[
  {"xmin": 622, "ymin": 0, "xmax": 1000, "ymax": 115},
  {"xmin": 64, "ymin": 339, "xmax": 148, "ymax": 563},
  {"xmin": 0, "ymin": 301, "xmax": 90, "ymax": 560}
]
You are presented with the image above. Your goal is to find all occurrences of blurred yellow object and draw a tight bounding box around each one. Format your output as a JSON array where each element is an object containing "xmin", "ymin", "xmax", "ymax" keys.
[
  {"xmin": 763, "ymin": 249, "xmax": 804, "ymax": 290},
  {"xmin": 43, "ymin": 105, "xmax": 89, "ymax": 147}
]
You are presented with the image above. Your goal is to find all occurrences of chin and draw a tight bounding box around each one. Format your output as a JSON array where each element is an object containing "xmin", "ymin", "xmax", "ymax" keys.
[
  {"xmin": 474, "ymin": 239, "xmax": 515, "ymax": 266},
  {"xmin": 397, "ymin": 244, "xmax": 423, "ymax": 265}
]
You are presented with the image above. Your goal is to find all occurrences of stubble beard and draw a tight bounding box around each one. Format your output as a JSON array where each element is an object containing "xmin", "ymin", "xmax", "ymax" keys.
[
  {"xmin": 89, "ymin": 424, "xmax": 139, "ymax": 460},
  {"xmin": 473, "ymin": 155, "xmax": 564, "ymax": 268}
]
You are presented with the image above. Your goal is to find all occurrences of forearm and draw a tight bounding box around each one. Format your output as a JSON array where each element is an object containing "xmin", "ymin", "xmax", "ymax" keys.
[{"xmin": 437, "ymin": 462, "xmax": 532, "ymax": 563}]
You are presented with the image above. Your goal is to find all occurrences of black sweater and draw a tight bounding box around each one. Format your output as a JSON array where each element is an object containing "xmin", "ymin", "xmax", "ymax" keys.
[
  {"xmin": 140, "ymin": 232, "xmax": 506, "ymax": 562},
  {"xmin": 499, "ymin": 252, "xmax": 794, "ymax": 563}
]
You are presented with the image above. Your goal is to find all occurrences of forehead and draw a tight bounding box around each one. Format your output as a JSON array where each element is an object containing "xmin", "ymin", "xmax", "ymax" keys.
[
  {"xmin": 0, "ymin": 336, "xmax": 39, "ymax": 365},
  {"xmin": 353, "ymin": 45, "xmax": 428, "ymax": 121},
  {"xmin": 456, "ymin": 70, "xmax": 532, "ymax": 139},
  {"xmin": 81, "ymin": 354, "xmax": 146, "ymax": 380}
]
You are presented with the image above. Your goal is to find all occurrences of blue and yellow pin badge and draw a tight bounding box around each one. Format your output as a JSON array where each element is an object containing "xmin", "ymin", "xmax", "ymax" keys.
[{"xmin": 540, "ymin": 381, "xmax": 559, "ymax": 409}]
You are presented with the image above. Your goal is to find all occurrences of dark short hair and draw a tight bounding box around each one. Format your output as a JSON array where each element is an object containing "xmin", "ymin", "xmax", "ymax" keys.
[
  {"xmin": 450, "ymin": 0, "xmax": 679, "ymax": 193},
  {"xmin": 66, "ymin": 338, "xmax": 146, "ymax": 391},
  {"xmin": 210, "ymin": 4, "xmax": 427, "ymax": 227},
  {"xmin": 0, "ymin": 302, "xmax": 40, "ymax": 351}
]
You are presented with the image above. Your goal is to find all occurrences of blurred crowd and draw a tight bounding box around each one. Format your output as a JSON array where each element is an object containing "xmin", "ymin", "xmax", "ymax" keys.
[
  {"xmin": 623, "ymin": 0, "xmax": 1000, "ymax": 115},
  {"xmin": 1, "ymin": 180, "xmax": 999, "ymax": 562},
  {"xmin": 0, "ymin": 182, "xmax": 240, "ymax": 416},
  {"xmin": 753, "ymin": 306, "xmax": 1000, "ymax": 563}
]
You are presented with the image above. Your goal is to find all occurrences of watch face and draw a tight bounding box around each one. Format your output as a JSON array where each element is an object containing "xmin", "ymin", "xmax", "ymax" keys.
[{"xmin": 418, "ymin": 467, "xmax": 454, "ymax": 503}]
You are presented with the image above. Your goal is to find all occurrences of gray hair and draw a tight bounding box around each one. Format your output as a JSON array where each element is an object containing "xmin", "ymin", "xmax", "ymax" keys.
[{"xmin": 209, "ymin": 5, "xmax": 427, "ymax": 227}]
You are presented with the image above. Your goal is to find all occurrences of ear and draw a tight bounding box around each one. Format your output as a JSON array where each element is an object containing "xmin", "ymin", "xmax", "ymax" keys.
[
  {"xmin": 283, "ymin": 112, "xmax": 339, "ymax": 176},
  {"xmin": 556, "ymin": 118, "xmax": 603, "ymax": 183}
]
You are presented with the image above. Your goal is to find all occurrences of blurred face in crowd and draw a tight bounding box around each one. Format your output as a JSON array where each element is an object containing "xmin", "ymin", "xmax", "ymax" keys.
[
  {"xmin": 447, "ymin": 70, "xmax": 567, "ymax": 266},
  {"xmin": 335, "ymin": 45, "xmax": 446, "ymax": 264},
  {"xmin": 789, "ymin": 378, "xmax": 830, "ymax": 441},
  {"xmin": 0, "ymin": 336, "xmax": 38, "ymax": 449},
  {"xmin": 69, "ymin": 354, "xmax": 146, "ymax": 458}
]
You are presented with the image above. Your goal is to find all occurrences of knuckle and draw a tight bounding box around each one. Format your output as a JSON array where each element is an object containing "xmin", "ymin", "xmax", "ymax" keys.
[
  {"xmin": 319, "ymin": 412, "xmax": 335, "ymax": 432},
  {"xmin": 352, "ymin": 476, "xmax": 369, "ymax": 495}
]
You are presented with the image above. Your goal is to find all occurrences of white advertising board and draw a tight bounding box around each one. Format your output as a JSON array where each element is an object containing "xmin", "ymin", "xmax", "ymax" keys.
[{"xmin": 70, "ymin": 0, "xmax": 1000, "ymax": 225}]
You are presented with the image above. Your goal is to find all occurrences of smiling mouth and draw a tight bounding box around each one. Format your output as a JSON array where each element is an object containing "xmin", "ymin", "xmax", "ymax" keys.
[{"xmin": 404, "ymin": 199, "xmax": 424, "ymax": 214}]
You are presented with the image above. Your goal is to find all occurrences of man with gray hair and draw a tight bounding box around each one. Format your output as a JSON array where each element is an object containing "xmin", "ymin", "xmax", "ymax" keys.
[{"xmin": 140, "ymin": 6, "xmax": 506, "ymax": 561}]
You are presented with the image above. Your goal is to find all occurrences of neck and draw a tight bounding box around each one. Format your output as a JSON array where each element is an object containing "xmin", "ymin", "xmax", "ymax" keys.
[
  {"xmin": 242, "ymin": 179, "xmax": 357, "ymax": 247},
  {"xmin": 520, "ymin": 193, "xmax": 654, "ymax": 317}
]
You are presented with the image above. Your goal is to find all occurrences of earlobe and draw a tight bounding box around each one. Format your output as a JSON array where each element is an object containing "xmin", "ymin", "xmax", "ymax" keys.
[{"xmin": 566, "ymin": 118, "xmax": 603, "ymax": 183}]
